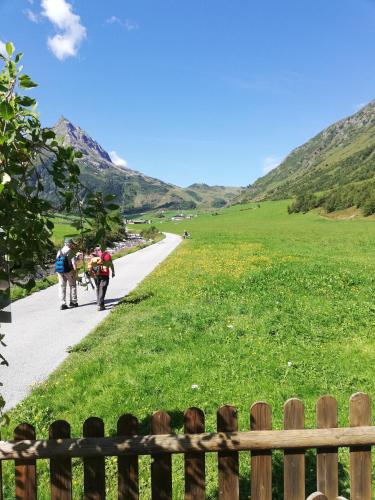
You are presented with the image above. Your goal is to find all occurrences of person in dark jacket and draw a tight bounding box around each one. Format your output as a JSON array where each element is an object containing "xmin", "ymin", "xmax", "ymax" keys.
[{"xmin": 88, "ymin": 246, "xmax": 115, "ymax": 311}]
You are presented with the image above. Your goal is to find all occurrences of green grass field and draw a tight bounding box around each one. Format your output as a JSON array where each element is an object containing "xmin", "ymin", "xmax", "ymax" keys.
[
  {"xmin": 4, "ymin": 200, "xmax": 375, "ymax": 498},
  {"xmin": 50, "ymin": 214, "xmax": 81, "ymax": 245}
]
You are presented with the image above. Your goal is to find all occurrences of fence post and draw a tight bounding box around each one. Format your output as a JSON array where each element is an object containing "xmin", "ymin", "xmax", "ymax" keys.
[
  {"xmin": 184, "ymin": 407, "xmax": 205, "ymax": 500},
  {"xmin": 283, "ymin": 398, "xmax": 305, "ymax": 500},
  {"xmin": 117, "ymin": 414, "xmax": 139, "ymax": 500},
  {"xmin": 250, "ymin": 402, "xmax": 272, "ymax": 500},
  {"xmin": 151, "ymin": 411, "xmax": 172, "ymax": 500},
  {"xmin": 49, "ymin": 420, "xmax": 72, "ymax": 500},
  {"xmin": 349, "ymin": 392, "xmax": 372, "ymax": 500},
  {"xmin": 14, "ymin": 423, "xmax": 37, "ymax": 500},
  {"xmin": 316, "ymin": 396, "xmax": 338, "ymax": 499},
  {"xmin": 217, "ymin": 405, "xmax": 239, "ymax": 499},
  {"xmin": 83, "ymin": 417, "xmax": 105, "ymax": 500}
]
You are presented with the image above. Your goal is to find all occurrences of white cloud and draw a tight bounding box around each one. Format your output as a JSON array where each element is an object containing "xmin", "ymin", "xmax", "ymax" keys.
[
  {"xmin": 106, "ymin": 15, "xmax": 119, "ymax": 24},
  {"xmin": 124, "ymin": 19, "xmax": 139, "ymax": 31},
  {"xmin": 262, "ymin": 156, "xmax": 281, "ymax": 175},
  {"xmin": 106, "ymin": 15, "xmax": 139, "ymax": 31},
  {"xmin": 25, "ymin": 8, "xmax": 40, "ymax": 23},
  {"xmin": 109, "ymin": 151, "xmax": 128, "ymax": 168},
  {"xmin": 41, "ymin": 0, "xmax": 87, "ymax": 60}
]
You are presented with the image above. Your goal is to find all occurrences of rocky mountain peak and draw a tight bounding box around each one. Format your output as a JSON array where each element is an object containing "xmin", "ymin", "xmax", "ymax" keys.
[{"xmin": 53, "ymin": 117, "xmax": 113, "ymax": 167}]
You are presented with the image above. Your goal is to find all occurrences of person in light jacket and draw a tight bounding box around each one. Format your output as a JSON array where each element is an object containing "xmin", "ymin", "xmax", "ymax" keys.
[{"xmin": 56, "ymin": 238, "xmax": 78, "ymax": 310}]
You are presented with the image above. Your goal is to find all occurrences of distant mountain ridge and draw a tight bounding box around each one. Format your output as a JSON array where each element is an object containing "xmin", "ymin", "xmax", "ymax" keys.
[
  {"xmin": 46, "ymin": 117, "xmax": 241, "ymax": 212},
  {"xmin": 240, "ymin": 100, "xmax": 375, "ymax": 204}
]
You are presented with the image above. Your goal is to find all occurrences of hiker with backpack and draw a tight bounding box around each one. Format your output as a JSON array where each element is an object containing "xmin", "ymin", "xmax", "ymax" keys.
[
  {"xmin": 88, "ymin": 245, "xmax": 115, "ymax": 311},
  {"xmin": 55, "ymin": 238, "xmax": 79, "ymax": 310}
]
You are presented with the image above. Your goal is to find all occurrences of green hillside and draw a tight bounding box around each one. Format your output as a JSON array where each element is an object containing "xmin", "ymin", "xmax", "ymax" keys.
[{"xmin": 240, "ymin": 100, "xmax": 375, "ymax": 211}]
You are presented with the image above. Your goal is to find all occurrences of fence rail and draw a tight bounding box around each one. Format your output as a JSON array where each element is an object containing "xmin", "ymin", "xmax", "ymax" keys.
[{"xmin": 1, "ymin": 392, "xmax": 373, "ymax": 499}]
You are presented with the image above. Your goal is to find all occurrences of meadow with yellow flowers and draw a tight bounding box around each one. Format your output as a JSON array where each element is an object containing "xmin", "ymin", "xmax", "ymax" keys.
[{"xmin": 4, "ymin": 200, "xmax": 375, "ymax": 497}]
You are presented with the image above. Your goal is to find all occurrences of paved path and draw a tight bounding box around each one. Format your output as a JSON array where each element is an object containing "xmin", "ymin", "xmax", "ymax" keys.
[{"xmin": 1, "ymin": 233, "xmax": 181, "ymax": 411}]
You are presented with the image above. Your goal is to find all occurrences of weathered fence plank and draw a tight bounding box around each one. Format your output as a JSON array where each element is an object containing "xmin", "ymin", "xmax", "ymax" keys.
[
  {"xmin": 283, "ymin": 398, "xmax": 305, "ymax": 500},
  {"xmin": 184, "ymin": 407, "xmax": 205, "ymax": 500},
  {"xmin": 4, "ymin": 425, "xmax": 375, "ymax": 459},
  {"xmin": 151, "ymin": 411, "xmax": 172, "ymax": 500},
  {"xmin": 49, "ymin": 420, "xmax": 72, "ymax": 500},
  {"xmin": 14, "ymin": 423, "xmax": 37, "ymax": 500},
  {"xmin": 117, "ymin": 414, "xmax": 139, "ymax": 500},
  {"xmin": 316, "ymin": 396, "xmax": 338, "ymax": 499},
  {"xmin": 83, "ymin": 417, "xmax": 105, "ymax": 500},
  {"xmin": 217, "ymin": 405, "xmax": 239, "ymax": 499},
  {"xmin": 250, "ymin": 402, "xmax": 272, "ymax": 500},
  {"xmin": 349, "ymin": 392, "xmax": 371, "ymax": 500}
]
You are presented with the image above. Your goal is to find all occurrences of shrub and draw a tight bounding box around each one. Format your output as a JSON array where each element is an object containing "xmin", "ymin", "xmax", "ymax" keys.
[
  {"xmin": 140, "ymin": 225, "xmax": 160, "ymax": 240},
  {"xmin": 362, "ymin": 196, "xmax": 375, "ymax": 216}
]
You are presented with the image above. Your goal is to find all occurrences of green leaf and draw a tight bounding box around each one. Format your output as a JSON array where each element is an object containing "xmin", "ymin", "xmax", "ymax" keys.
[
  {"xmin": 15, "ymin": 53, "xmax": 23, "ymax": 63},
  {"xmin": 5, "ymin": 42, "xmax": 14, "ymax": 57},
  {"xmin": 104, "ymin": 194, "xmax": 117, "ymax": 201},
  {"xmin": 106, "ymin": 204, "xmax": 119, "ymax": 211},
  {"xmin": 42, "ymin": 129, "xmax": 55, "ymax": 140},
  {"xmin": 0, "ymin": 102, "xmax": 14, "ymax": 120},
  {"xmin": 5, "ymin": 131, "xmax": 16, "ymax": 144},
  {"xmin": 19, "ymin": 74, "xmax": 38, "ymax": 89},
  {"xmin": 7, "ymin": 60, "xmax": 16, "ymax": 78},
  {"xmin": 16, "ymin": 96, "xmax": 36, "ymax": 107}
]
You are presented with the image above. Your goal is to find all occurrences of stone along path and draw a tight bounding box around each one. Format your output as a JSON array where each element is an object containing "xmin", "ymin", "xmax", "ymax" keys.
[{"xmin": 1, "ymin": 233, "xmax": 182, "ymax": 410}]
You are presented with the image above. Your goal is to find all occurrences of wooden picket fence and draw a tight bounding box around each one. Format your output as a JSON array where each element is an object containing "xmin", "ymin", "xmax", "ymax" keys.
[{"xmin": 1, "ymin": 392, "xmax": 374, "ymax": 499}]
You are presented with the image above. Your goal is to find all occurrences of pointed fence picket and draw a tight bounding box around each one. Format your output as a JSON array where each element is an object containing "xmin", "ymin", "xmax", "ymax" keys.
[
  {"xmin": 250, "ymin": 401, "xmax": 272, "ymax": 500},
  {"xmin": 283, "ymin": 398, "xmax": 305, "ymax": 500},
  {"xmin": 184, "ymin": 407, "xmax": 205, "ymax": 500},
  {"xmin": 1, "ymin": 393, "xmax": 374, "ymax": 499},
  {"xmin": 49, "ymin": 420, "xmax": 72, "ymax": 499},
  {"xmin": 117, "ymin": 414, "xmax": 139, "ymax": 500}
]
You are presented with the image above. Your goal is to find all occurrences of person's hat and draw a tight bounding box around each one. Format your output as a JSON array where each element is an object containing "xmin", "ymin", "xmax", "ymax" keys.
[{"xmin": 64, "ymin": 237, "xmax": 77, "ymax": 245}]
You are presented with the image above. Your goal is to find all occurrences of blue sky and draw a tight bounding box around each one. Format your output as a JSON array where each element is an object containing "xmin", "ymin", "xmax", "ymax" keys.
[{"xmin": 1, "ymin": 0, "xmax": 375, "ymax": 187}]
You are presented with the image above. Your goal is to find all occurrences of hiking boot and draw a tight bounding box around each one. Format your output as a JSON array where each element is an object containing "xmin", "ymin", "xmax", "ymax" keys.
[
  {"xmin": 69, "ymin": 302, "xmax": 79, "ymax": 308},
  {"xmin": 98, "ymin": 305, "xmax": 105, "ymax": 311},
  {"xmin": 60, "ymin": 304, "xmax": 68, "ymax": 310}
]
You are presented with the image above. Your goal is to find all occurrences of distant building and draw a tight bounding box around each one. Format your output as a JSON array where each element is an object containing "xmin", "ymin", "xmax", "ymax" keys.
[
  {"xmin": 126, "ymin": 219, "xmax": 151, "ymax": 224},
  {"xmin": 171, "ymin": 214, "xmax": 193, "ymax": 221}
]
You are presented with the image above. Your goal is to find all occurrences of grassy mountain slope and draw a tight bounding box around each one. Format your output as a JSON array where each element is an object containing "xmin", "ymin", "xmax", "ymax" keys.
[
  {"xmin": 240, "ymin": 100, "xmax": 375, "ymax": 202},
  {"xmin": 184, "ymin": 183, "xmax": 242, "ymax": 208},
  {"xmin": 44, "ymin": 117, "xmax": 241, "ymax": 212}
]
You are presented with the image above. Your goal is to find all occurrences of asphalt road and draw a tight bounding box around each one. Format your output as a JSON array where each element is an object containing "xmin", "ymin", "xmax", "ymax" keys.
[{"xmin": 1, "ymin": 233, "xmax": 181, "ymax": 411}]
